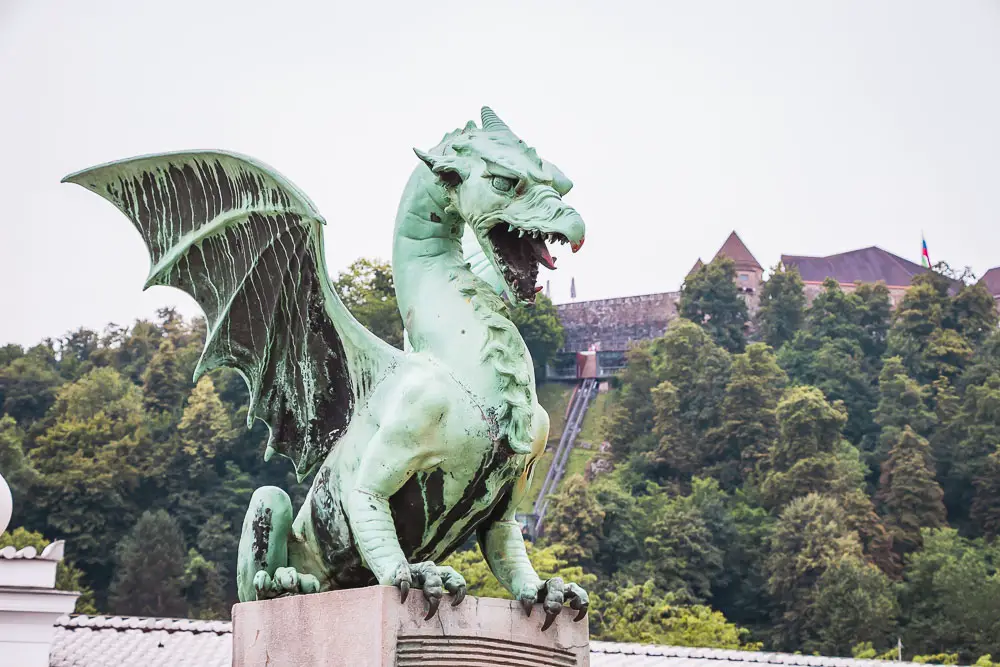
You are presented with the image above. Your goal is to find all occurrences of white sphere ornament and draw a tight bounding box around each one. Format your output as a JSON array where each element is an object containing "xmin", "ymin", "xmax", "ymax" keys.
[{"xmin": 0, "ymin": 471, "xmax": 11, "ymax": 535}]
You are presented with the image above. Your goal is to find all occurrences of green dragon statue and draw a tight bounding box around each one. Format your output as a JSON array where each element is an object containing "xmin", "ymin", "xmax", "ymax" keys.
[{"xmin": 63, "ymin": 107, "xmax": 588, "ymax": 629}]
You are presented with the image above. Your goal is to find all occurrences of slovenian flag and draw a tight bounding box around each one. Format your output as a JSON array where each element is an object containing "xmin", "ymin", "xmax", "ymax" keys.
[{"xmin": 921, "ymin": 235, "xmax": 931, "ymax": 268}]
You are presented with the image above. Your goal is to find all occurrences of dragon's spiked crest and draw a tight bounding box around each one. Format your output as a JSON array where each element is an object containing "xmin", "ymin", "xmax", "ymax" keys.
[{"xmin": 415, "ymin": 107, "xmax": 585, "ymax": 304}]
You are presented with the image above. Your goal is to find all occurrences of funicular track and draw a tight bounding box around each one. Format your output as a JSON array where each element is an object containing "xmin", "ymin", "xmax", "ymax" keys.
[{"xmin": 532, "ymin": 378, "xmax": 598, "ymax": 535}]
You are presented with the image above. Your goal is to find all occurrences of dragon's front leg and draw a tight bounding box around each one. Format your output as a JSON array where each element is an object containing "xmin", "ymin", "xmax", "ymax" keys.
[
  {"xmin": 236, "ymin": 486, "xmax": 320, "ymax": 602},
  {"xmin": 345, "ymin": 396, "xmax": 467, "ymax": 619},
  {"xmin": 480, "ymin": 506, "xmax": 589, "ymax": 630}
]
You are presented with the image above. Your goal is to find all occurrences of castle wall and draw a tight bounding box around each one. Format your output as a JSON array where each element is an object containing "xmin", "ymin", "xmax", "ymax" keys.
[{"xmin": 556, "ymin": 292, "xmax": 680, "ymax": 352}]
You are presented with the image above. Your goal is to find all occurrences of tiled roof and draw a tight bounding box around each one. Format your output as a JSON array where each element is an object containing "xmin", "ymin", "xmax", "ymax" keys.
[
  {"xmin": 589, "ymin": 642, "xmax": 943, "ymax": 667},
  {"xmin": 981, "ymin": 267, "xmax": 1000, "ymax": 297},
  {"xmin": 714, "ymin": 232, "xmax": 763, "ymax": 272},
  {"xmin": 781, "ymin": 247, "xmax": 930, "ymax": 287},
  {"xmin": 51, "ymin": 615, "xmax": 956, "ymax": 667},
  {"xmin": 52, "ymin": 615, "xmax": 231, "ymax": 667}
]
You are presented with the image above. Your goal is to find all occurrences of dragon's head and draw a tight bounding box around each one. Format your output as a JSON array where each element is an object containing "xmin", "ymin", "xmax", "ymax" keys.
[{"xmin": 415, "ymin": 107, "xmax": 585, "ymax": 305}]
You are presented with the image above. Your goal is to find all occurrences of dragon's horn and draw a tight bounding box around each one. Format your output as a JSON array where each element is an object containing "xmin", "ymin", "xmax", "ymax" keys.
[{"xmin": 481, "ymin": 106, "xmax": 512, "ymax": 134}]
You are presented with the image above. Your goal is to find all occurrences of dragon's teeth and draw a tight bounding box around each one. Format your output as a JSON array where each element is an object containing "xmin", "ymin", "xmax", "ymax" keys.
[
  {"xmin": 518, "ymin": 230, "xmax": 525, "ymax": 238},
  {"xmin": 508, "ymin": 224, "xmax": 514, "ymax": 232}
]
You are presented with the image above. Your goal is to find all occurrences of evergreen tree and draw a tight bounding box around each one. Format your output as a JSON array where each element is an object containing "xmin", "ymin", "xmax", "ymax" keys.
[
  {"xmin": 110, "ymin": 510, "xmax": 187, "ymax": 617},
  {"xmin": 706, "ymin": 343, "xmax": 787, "ymax": 487},
  {"xmin": 949, "ymin": 375, "xmax": 1000, "ymax": 530},
  {"xmin": 177, "ymin": 376, "xmax": 236, "ymax": 477},
  {"xmin": 900, "ymin": 528, "xmax": 1000, "ymax": 661},
  {"xmin": 183, "ymin": 549, "xmax": 227, "ymax": 619},
  {"xmin": 142, "ymin": 338, "xmax": 187, "ymax": 415},
  {"xmin": 541, "ymin": 474, "xmax": 604, "ymax": 568},
  {"xmin": 31, "ymin": 367, "xmax": 148, "ymax": 596},
  {"xmin": 644, "ymin": 320, "xmax": 731, "ymax": 479},
  {"xmin": 755, "ymin": 264, "xmax": 806, "ymax": 350},
  {"xmin": 853, "ymin": 282, "xmax": 893, "ymax": 362},
  {"xmin": 604, "ymin": 344, "xmax": 660, "ymax": 460},
  {"xmin": 947, "ymin": 282, "xmax": 999, "ymax": 346},
  {"xmin": 757, "ymin": 386, "xmax": 850, "ymax": 508},
  {"xmin": 972, "ymin": 449, "xmax": 1000, "ymax": 537},
  {"xmin": 803, "ymin": 558, "xmax": 899, "ymax": 657},
  {"xmin": 0, "ymin": 344, "xmax": 63, "ymax": 424},
  {"xmin": 874, "ymin": 357, "xmax": 936, "ymax": 465},
  {"xmin": 680, "ymin": 257, "xmax": 749, "ymax": 353},
  {"xmin": 766, "ymin": 494, "xmax": 863, "ymax": 650},
  {"xmin": 876, "ymin": 426, "xmax": 946, "ymax": 555},
  {"xmin": 643, "ymin": 497, "xmax": 724, "ymax": 602}
]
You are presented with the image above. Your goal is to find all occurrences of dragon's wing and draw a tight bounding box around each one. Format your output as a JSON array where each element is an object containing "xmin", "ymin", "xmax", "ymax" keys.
[{"xmin": 64, "ymin": 151, "xmax": 398, "ymax": 480}]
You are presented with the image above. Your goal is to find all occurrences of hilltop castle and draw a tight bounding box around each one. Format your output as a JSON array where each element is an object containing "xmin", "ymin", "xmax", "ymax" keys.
[{"xmin": 552, "ymin": 232, "xmax": 1000, "ymax": 377}]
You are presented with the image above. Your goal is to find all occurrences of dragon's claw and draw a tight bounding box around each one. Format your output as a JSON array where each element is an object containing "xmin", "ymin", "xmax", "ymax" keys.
[
  {"xmin": 396, "ymin": 562, "xmax": 468, "ymax": 619},
  {"xmin": 252, "ymin": 567, "xmax": 320, "ymax": 600},
  {"xmin": 516, "ymin": 577, "xmax": 588, "ymax": 630}
]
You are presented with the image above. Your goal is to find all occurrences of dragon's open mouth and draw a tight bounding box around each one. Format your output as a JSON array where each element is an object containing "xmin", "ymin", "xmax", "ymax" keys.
[{"xmin": 486, "ymin": 224, "xmax": 568, "ymax": 303}]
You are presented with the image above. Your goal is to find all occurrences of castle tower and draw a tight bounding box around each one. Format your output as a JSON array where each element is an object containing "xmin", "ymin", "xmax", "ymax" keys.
[{"xmin": 713, "ymin": 231, "xmax": 763, "ymax": 314}]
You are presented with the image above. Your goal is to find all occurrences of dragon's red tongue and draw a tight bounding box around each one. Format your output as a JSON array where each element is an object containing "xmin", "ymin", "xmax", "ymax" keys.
[{"xmin": 538, "ymin": 244, "xmax": 557, "ymax": 270}]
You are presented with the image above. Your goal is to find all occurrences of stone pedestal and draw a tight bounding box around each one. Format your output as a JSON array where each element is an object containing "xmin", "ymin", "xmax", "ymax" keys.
[{"xmin": 232, "ymin": 586, "xmax": 589, "ymax": 666}]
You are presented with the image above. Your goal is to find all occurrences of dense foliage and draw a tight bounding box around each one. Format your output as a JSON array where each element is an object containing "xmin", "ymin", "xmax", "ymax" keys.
[
  {"xmin": 3, "ymin": 254, "xmax": 999, "ymax": 660},
  {"xmin": 571, "ymin": 262, "xmax": 1000, "ymax": 658}
]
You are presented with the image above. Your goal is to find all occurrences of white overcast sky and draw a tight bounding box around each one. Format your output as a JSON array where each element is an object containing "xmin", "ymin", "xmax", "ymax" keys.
[{"xmin": 2, "ymin": 1, "xmax": 999, "ymax": 347}]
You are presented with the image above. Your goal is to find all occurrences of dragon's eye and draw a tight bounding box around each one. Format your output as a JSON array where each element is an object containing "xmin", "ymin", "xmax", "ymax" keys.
[{"xmin": 491, "ymin": 175, "xmax": 516, "ymax": 193}]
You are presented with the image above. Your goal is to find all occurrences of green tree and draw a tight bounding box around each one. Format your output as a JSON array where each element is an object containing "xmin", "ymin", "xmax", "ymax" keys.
[
  {"xmin": 541, "ymin": 474, "xmax": 604, "ymax": 568},
  {"xmin": 441, "ymin": 542, "xmax": 595, "ymax": 600},
  {"xmin": 334, "ymin": 258, "xmax": 403, "ymax": 348},
  {"xmin": 803, "ymin": 558, "xmax": 899, "ymax": 657},
  {"xmin": 0, "ymin": 345, "xmax": 63, "ymax": 424},
  {"xmin": 0, "ymin": 415, "xmax": 37, "ymax": 517},
  {"xmin": 899, "ymin": 528, "xmax": 1000, "ymax": 661},
  {"xmin": 972, "ymin": 449, "xmax": 1000, "ymax": 537},
  {"xmin": 707, "ymin": 343, "xmax": 787, "ymax": 486},
  {"xmin": 604, "ymin": 344, "xmax": 660, "ymax": 461},
  {"xmin": 755, "ymin": 264, "xmax": 806, "ymax": 350},
  {"xmin": 0, "ymin": 527, "xmax": 98, "ymax": 614},
  {"xmin": 592, "ymin": 580, "xmax": 759, "ymax": 649},
  {"xmin": 758, "ymin": 386, "xmax": 854, "ymax": 508},
  {"xmin": 510, "ymin": 294, "xmax": 565, "ymax": 380},
  {"xmin": 643, "ymin": 495, "xmax": 724, "ymax": 602},
  {"xmin": 31, "ymin": 367, "xmax": 148, "ymax": 595},
  {"xmin": 877, "ymin": 426, "xmax": 946, "ymax": 555},
  {"xmin": 766, "ymin": 494, "xmax": 863, "ymax": 650},
  {"xmin": 949, "ymin": 375, "xmax": 1000, "ymax": 530},
  {"xmin": 110, "ymin": 510, "xmax": 187, "ymax": 617},
  {"xmin": 680, "ymin": 257, "xmax": 748, "ymax": 352},
  {"xmin": 183, "ymin": 548, "xmax": 227, "ymax": 619},
  {"xmin": 874, "ymin": 357, "xmax": 936, "ymax": 465},
  {"xmin": 645, "ymin": 320, "xmax": 731, "ymax": 480},
  {"xmin": 142, "ymin": 338, "xmax": 188, "ymax": 415}
]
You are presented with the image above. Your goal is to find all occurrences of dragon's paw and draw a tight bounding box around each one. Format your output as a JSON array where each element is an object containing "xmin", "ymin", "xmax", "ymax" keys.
[
  {"xmin": 392, "ymin": 561, "xmax": 467, "ymax": 620},
  {"xmin": 517, "ymin": 577, "xmax": 589, "ymax": 631},
  {"xmin": 252, "ymin": 567, "xmax": 320, "ymax": 600}
]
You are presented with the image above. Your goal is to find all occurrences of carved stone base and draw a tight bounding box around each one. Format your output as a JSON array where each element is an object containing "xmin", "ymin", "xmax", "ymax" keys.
[{"xmin": 232, "ymin": 585, "xmax": 590, "ymax": 666}]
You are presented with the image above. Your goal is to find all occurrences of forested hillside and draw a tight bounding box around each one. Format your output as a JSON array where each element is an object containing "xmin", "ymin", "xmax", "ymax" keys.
[{"xmin": 3, "ymin": 255, "xmax": 1000, "ymax": 661}]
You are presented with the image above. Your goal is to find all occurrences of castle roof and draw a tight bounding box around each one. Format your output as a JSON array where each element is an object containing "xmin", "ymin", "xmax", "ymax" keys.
[
  {"xmin": 687, "ymin": 258, "xmax": 704, "ymax": 278},
  {"xmin": 781, "ymin": 246, "xmax": 932, "ymax": 288},
  {"xmin": 713, "ymin": 232, "xmax": 762, "ymax": 272},
  {"xmin": 981, "ymin": 266, "xmax": 1000, "ymax": 297}
]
